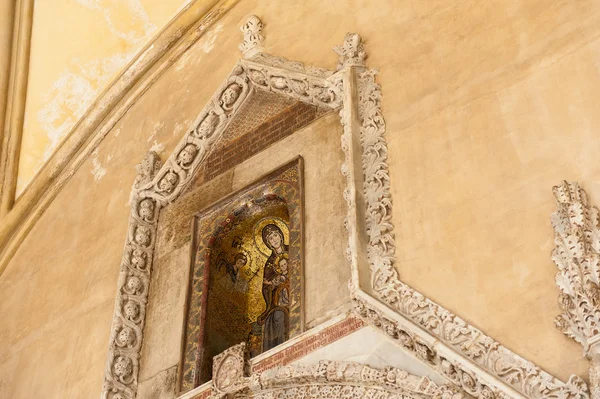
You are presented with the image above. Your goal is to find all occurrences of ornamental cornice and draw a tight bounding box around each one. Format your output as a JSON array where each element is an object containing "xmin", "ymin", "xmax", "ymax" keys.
[{"xmin": 210, "ymin": 342, "xmax": 468, "ymax": 399}]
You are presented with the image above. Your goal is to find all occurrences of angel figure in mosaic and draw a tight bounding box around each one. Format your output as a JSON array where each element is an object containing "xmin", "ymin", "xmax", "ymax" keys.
[
  {"xmin": 257, "ymin": 224, "xmax": 290, "ymax": 351},
  {"xmin": 216, "ymin": 252, "xmax": 249, "ymax": 293}
]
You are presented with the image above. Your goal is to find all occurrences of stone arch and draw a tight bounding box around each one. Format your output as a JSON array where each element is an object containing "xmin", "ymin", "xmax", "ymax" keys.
[{"xmin": 210, "ymin": 344, "xmax": 464, "ymax": 399}]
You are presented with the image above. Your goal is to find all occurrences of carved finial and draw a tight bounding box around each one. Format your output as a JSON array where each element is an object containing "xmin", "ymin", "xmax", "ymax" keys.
[
  {"xmin": 333, "ymin": 33, "xmax": 366, "ymax": 70},
  {"xmin": 550, "ymin": 181, "xmax": 600, "ymax": 356},
  {"xmin": 239, "ymin": 15, "xmax": 264, "ymax": 58},
  {"xmin": 134, "ymin": 151, "xmax": 162, "ymax": 189}
]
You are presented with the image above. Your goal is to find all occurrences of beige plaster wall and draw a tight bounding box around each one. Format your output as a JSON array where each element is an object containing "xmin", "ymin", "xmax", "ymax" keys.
[
  {"xmin": 16, "ymin": 0, "xmax": 195, "ymax": 195},
  {"xmin": 0, "ymin": 0, "xmax": 598, "ymax": 397}
]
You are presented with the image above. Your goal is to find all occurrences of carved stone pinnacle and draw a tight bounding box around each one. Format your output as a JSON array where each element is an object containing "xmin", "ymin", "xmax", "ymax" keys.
[
  {"xmin": 134, "ymin": 151, "xmax": 161, "ymax": 189},
  {"xmin": 239, "ymin": 15, "xmax": 264, "ymax": 58},
  {"xmin": 333, "ymin": 33, "xmax": 366, "ymax": 70},
  {"xmin": 551, "ymin": 180, "xmax": 600, "ymax": 356}
]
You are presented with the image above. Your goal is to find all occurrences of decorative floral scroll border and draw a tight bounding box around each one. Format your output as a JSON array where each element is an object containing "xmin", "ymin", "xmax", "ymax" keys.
[
  {"xmin": 101, "ymin": 15, "xmax": 587, "ymax": 399},
  {"xmin": 210, "ymin": 342, "xmax": 465, "ymax": 399},
  {"xmin": 333, "ymin": 30, "xmax": 589, "ymax": 399},
  {"xmin": 101, "ymin": 43, "xmax": 341, "ymax": 399},
  {"xmin": 180, "ymin": 160, "xmax": 304, "ymax": 392}
]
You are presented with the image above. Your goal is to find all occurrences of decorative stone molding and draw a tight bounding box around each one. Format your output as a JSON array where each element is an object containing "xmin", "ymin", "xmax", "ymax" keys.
[
  {"xmin": 210, "ymin": 342, "xmax": 467, "ymax": 399},
  {"xmin": 100, "ymin": 16, "xmax": 588, "ymax": 399},
  {"xmin": 352, "ymin": 291, "xmax": 590, "ymax": 399},
  {"xmin": 333, "ymin": 33, "xmax": 590, "ymax": 399},
  {"xmin": 101, "ymin": 19, "xmax": 343, "ymax": 399},
  {"xmin": 249, "ymin": 53, "xmax": 334, "ymax": 79},
  {"xmin": 551, "ymin": 181, "xmax": 600, "ymax": 352},
  {"xmin": 212, "ymin": 343, "xmax": 249, "ymax": 398},
  {"xmin": 241, "ymin": 58, "xmax": 342, "ymax": 109},
  {"xmin": 333, "ymin": 33, "xmax": 366, "ymax": 70},
  {"xmin": 550, "ymin": 181, "xmax": 600, "ymax": 397},
  {"xmin": 102, "ymin": 152, "xmax": 162, "ymax": 399}
]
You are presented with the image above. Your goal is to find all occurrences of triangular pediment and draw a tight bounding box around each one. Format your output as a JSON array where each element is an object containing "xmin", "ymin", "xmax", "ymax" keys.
[{"xmin": 100, "ymin": 15, "xmax": 589, "ymax": 399}]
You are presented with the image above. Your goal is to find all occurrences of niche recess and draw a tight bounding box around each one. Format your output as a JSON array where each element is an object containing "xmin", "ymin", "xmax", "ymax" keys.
[{"xmin": 180, "ymin": 159, "xmax": 304, "ymax": 391}]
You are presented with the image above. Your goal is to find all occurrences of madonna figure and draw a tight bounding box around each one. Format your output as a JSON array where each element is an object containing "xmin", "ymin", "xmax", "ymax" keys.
[{"xmin": 257, "ymin": 223, "xmax": 290, "ymax": 351}]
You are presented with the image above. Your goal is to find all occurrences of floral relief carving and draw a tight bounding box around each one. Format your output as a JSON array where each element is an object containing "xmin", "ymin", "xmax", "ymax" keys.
[
  {"xmin": 101, "ymin": 16, "xmax": 588, "ymax": 399},
  {"xmin": 249, "ymin": 52, "xmax": 334, "ymax": 79},
  {"xmin": 550, "ymin": 181, "xmax": 600, "ymax": 397},
  {"xmin": 333, "ymin": 33, "xmax": 366, "ymax": 70},
  {"xmin": 550, "ymin": 181, "xmax": 600, "ymax": 351},
  {"xmin": 208, "ymin": 342, "xmax": 467, "ymax": 399},
  {"xmin": 242, "ymin": 61, "xmax": 342, "ymax": 109},
  {"xmin": 336, "ymin": 34, "xmax": 589, "ymax": 399}
]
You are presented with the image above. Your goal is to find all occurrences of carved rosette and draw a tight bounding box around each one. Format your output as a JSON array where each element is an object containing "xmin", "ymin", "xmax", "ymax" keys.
[
  {"xmin": 212, "ymin": 343, "xmax": 249, "ymax": 398},
  {"xmin": 101, "ymin": 152, "xmax": 162, "ymax": 399}
]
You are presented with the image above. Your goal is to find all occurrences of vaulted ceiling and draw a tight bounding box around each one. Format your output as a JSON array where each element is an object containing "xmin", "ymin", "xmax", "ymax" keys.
[{"xmin": 16, "ymin": 0, "xmax": 193, "ymax": 195}]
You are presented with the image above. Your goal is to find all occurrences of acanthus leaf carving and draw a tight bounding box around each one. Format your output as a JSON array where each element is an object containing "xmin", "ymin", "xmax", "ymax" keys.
[
  {"xmin": 336, "ymin": 40, "xmax": 590, "ymax": 399},
  {"xmin": 550, "ymin": 181, "xmax": 600, "ymax": 398},
  {"xmin": 134, "ymin": 150, "xmax": 161, "ymax": 189},
  {"xmin": 551, "ymin": 180, "xmax": 600, "ymax": 354},
  {"xmin": 333, "ymin": 33, "xmax": 366, "ymax": 70},
  {"xmin": 101, "ymin": 20, "xmax": 589, "ymax": 399}
]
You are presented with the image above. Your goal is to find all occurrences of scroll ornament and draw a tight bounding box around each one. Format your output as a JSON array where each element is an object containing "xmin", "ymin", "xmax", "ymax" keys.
[
  {"xmin": 100, "ymin": 14, "xmax": 591, "ymax": 399},
  {"xmin": 211, "ymin": 343, "xmax": 467, "ymax": 399},
  {"xmin": 239, "ymin": 15, "xmax": 264, "ymax": 58},
  {"xmin": 551, "ymin": 181, "xmax": 600, "ymax": 352},
  {"xmin": 342, "ymin": 34, "xmax": 589, "ymax": 399},
  {"xmin": 551, "ymin": 181, "xmax": 600, "ymax": 398}
]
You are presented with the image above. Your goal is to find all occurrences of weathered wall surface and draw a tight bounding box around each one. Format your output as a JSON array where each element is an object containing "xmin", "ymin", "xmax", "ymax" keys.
[
  {"xmin": 16, "ymin": 0, "xmax": 196, "ymax": 195},
  {"xmin": 0, "ymin": 0, "xmax": 598, "ymax": 397}
]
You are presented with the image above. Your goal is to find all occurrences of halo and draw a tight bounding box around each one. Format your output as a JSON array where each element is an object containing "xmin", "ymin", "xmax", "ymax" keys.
[{"xmin": 253, "ymin": 217, "xmax": 289, "ymax": 257}]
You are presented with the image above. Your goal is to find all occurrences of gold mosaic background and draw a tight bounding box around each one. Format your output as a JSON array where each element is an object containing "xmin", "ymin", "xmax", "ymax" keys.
[
  {"xmin": 180, "ymin": 159, "xmax": 303, "ymax": 391},
  {"xmin": 204, "ymin": 201, "xmax": 290, "ymax": 353}
]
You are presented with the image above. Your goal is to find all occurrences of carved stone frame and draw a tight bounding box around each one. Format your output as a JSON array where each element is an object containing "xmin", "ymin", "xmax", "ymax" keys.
[
  {"xmin": 101, "ymin": 15, "xmax": 589, "ymax": 399},
  {"xmin": 179, "ymin": 158, "xmax": 305, "ymax": 392},
  {"xmin": 208, "ymin": 342, "xmax": 464, "ymax": 399}
]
